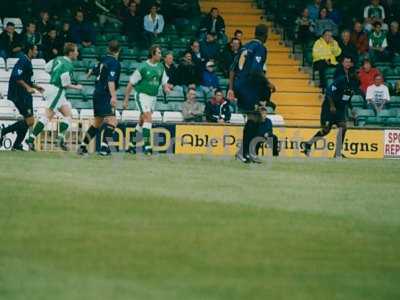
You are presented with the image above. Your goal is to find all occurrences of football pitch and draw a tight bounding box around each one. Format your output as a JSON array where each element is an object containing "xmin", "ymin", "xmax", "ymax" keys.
[{"xmin": 0, "ymin": 152, "xmax": 399, "ymax": 300}]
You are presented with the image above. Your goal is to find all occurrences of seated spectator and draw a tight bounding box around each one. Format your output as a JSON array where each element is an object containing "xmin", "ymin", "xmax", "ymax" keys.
[
  {"xmin": 295, "ymin": 8, "xmax": 315, "ymax": 44},
  {"xmin": 42, "ymin": 27, "xmax": 63, "ymax": 62},
  {"xmin": 200, "ymin": 32, "xmax": 220, "ymax": 62},
  {"xmin": 122, "ymin": 1, "xmax": 143, "ymax": 46},
  {"xmin": 163, "ymin": 52, "xmax": 179, "ymax": 86},
  {"xmin": 387, "ymin": 21, "xmax": 400, "ymax": 57},
  {"xmin": 219, "ymin": 37, "xmax": 241, "ymax": 77},
  {"xmin": 333, "ymin": 56, "xmax": 357, "ymax": 82},
  {"xmin": 364, "ymin": 0, "xmax": 387, "ymax": 32},
  {"xmin": 351, "ymin": 21, "xmax": 369, "ymax": 56},
  {"xmin": 312, "ymin": 30, "xmax": 342, "ymax": 89},
  {"xmin": 22, "ymin": 21, "xmax": 42, "ymax": 49},
  {"xmin": 182, "ymin": 87, "xmax": 204, "ymax": 122},
  {"xmin": 200, "ymin": 8, "xmax": 226, "ymax": 42},
  {"xmin": 70, "ymin": 10, "xmax": 96, "ymax": 47},
  {"xmin": 176, "ymin": 51, "xmax": 201, "ymax": 88},
  {"xmin": 369, "ymin": 21, "xmax": 389, "ymax": 62},
  {"xmin": 314, "ymin": 7, "xmax": 338, "ymax": 37},
  {"xmin": 0, "ymin": 22, "xmax": 23, "ymax": 60},
  {"xmin": 60, "ymin": 21, "xmax": 73, "ymax": 45},
  {"xmin": 326, "ymin": 0, "xmax": 341, "ymax": 25},
  {"xmin": 307, "ymin": 0, "xmax": 322, "ymax": 21},
  {"xmin": 233, "ymin": 29, "xmax": 243, "ymax": 43},
  {"xmin": 338, "ymin": 30, "xmax": 358, "ymax": 63},
  {"xmin": 143, "ymin": 4, "xmax": 165, "ymax": 47},
  {"xmin": 190, "ymin": 39, "xmax": 206, "ymax": 72},
  {"xmin": 205, "ymin": 89, "xmax": 231, "ymax": 123},
  {"xmin": 366, "ymin": 74, "xmax": 390, "ymax": 114},
  {"xmin": 37, "ymin": 9, "xmax": 52, "ymax": 37},
  {"xmin": 201, "ymin": 61, "xmax": 219, "ymax": 94},
  {"xmin": 358, "ymin": 58, "xmax": 381, "ymax": 95}
]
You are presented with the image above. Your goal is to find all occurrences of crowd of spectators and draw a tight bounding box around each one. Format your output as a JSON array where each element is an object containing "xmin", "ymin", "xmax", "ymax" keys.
[
  {"xmin": 1, "ymin": 0, "xmax": 246, "ymax": 124},
  {"xmin": 294, "ymin": 0, "xmax": 400, "ymax": 112}
]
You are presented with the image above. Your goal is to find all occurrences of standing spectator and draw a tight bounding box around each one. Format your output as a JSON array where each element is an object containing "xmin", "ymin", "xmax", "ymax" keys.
[
  {"xmin": 295, "ymin": 8, "xmax": 315, "ymax": 44},
  {"xmin": 312, "ymin": 29, "xmax": 342, "ymax": 89},
  {"xmin": 21, "ymin": 22, "xmax": 42, "ymax": 49},
  {"xmin": 351, "ymin": 21, "xmax": 369, "ymax": 56},
  {"xmin": 364, "ymin": 0, "xmax": 387, "ymax": 32},
  {"xmin": 314, "ymin": 7, "xmax": 339, "ymax": 37},
  {"xmin": 143, "ymin": 5, "xmax": 165, "ymax": 47},
  {"xmin": 176, "ymin": 51, "xmax": 201, "ymax": 88},
  {"xmin": 0, "ymin": 22, "xmax": 23, "ymax": 60},
  {"xmin": 163, "ymin": 52, "xmax": 179, "ymax": 86},
  {"xmin": 369, "ymin": 21, "xmax": 389, "ymax": 62},
  {"xmin": 326, "ymin": 0, "xmax": 341, "ymax": 25},
  {"xmin": 59, "ymin": 21, "xmax": 73, "ymax": 45},
  {"xmin": 338, "ymin": 30, "xmax": 358, "ymax": 63},
  {"xmin": 366, "ymin": 74, "xmax": 390, "ymax": 113},
  {"xmin": 200, "ymin": 32, "xmax": 220, "ymax": 62},
  {"xmin": 70, "ymin": 10, "xmax": 96, "ymax": 47},
  {"xmin": 201, "ymin": 61, "xmax": 219, "ymax": 94},
  {"xmin": 358, "ymin": 59, "xmax": 381, "ymax": 95},
  {"xmin": 118, "ymin": 0, "xmax": 131, "ymax": 21},
  {"xmin": 42, "ymin": 27, "xmax": 63, "ymax": 61},
  {"xmin": 200, "ymin": 8, "xmax": 226, "ymax": 42},
  {"xmin": 162, "ymin": 0, "xmax": 200, "ymax": 35},
  {"xmin": 387, "ymin": 21, "xmax": 400, "ymax": 57},
  {"xmin": 182, "ymin": 87, "xmax": 204, "ymax": 122},
  {"xmin": 122, "ymin": 1, "xmax": 143, "ymax": 46},
  {"xmin": 219, "ymin": 37, "xmax": 241, "ymax": 77},
  {"xmin": 36, "ymin": 10, "xmax": 52, "ymax": 37},
  {"xmin": 307, "ymin": 0, "xmax": 322, "ymax": 21},
  {"xmin": 205, "ymin": 89, "xmax": 231, "ymax": 123}
]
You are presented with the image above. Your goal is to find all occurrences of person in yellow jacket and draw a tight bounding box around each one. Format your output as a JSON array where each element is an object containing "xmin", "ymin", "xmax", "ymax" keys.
[{"xmin": 313, "ymin": 29, "xmax": 342, "ymax": 90}]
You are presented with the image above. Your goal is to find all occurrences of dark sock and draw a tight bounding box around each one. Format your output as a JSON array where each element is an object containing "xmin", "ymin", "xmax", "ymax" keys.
[
  {"xmin": 243, "ymin": 120, "xmax": 258, "ymax": 157},
  {"xmin": 83, "ymin": 126, "xmax": 99, "ymax": 145},
  {"xmin": 13, "ymin": 121, "xmax": 29, "ymax": 147},
  {"xmin": 307, "ymin": 129, "xmax": 329, "ymax": 150},
  {"xmin": 102, "ymin": 124, "xmax": 115, "ymax": 145},
  {"xmin": 2, "ymin": 121, "xmax": 21, "ymax": 135}
]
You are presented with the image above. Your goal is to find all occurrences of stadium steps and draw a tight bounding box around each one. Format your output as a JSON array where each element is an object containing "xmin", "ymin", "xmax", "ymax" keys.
[{"xmin": 200, "ymin": 0, "xmax": 322, "ymax": 126}]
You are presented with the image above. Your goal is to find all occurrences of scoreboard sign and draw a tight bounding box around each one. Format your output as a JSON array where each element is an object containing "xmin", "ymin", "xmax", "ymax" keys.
[{"xmin": 384, "ymin": 130, "xmax": 400, "ymax": 158}]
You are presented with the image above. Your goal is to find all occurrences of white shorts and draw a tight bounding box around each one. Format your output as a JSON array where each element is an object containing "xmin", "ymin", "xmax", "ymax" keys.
[
  {"xmin": 43, "ymin": 84, "xmax": 70, "ymax": 111},
  {"xmin": 135, "ymin": 92, "xmax": 156, "ymax": 113}
]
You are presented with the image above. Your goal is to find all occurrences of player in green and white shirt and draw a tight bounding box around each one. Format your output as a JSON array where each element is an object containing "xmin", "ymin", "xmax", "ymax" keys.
[
  {"xmin": 123, "ymin": 45, "xmax": 171, "ymax": 154},
  {"xmin": 27, "ymin": 43, "xmax": 82, "ymax": 151}
]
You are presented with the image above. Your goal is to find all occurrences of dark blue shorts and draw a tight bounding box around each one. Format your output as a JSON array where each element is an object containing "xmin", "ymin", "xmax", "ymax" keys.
[
  {"xmin": 11, "ymin": 94, "xmax": 33, "ymax": 118},
  {"xmin": 93, "ymin": 91, "xmax": 114, "ymax": 117},
  {"xmin": 320, "ymin": 100, "xmax": 347, "ymax": 127}
]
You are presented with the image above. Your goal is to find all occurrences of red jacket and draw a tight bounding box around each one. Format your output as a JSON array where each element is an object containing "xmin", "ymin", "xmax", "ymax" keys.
[{"xmin": 358, "ymin": 68, "xmax": 381, "ymax": 94}]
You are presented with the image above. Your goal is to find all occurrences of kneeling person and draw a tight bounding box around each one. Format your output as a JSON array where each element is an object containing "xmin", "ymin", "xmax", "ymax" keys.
[
  {"xmin": 79, "ymin": 40, "xmax": 121, "ymax": 156},
  {"xmin": 27, "ymin": 43, "xmax": 82, "ymax": 151}
]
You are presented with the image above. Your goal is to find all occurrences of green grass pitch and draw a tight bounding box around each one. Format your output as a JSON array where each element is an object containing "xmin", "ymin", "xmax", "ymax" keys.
[{"xmin": 0, "ymin": 152, "xmax": 399, "ymax": 300}]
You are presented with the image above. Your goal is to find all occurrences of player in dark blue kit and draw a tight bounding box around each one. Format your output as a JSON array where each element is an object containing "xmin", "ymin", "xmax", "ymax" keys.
[
  {"xmin": 78, "ymin": 40, "xmax": 121, "ymax": 156},
  {"xmin": 0, "ymin": 44, "xmax": 44, "ymax": 150},
  {"xmin": 303, "ymin": 56, "xmax": 358, "ymax": 158},
  {"xmin": 228, "ymin": 24, "xmax": 272, "ymax": 163}
]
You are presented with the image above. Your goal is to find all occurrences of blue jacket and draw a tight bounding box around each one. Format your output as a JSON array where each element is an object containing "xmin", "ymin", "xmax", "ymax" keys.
[{"xmin": 201, "ymin": 70, "xmax": 219, "ymax": 88}]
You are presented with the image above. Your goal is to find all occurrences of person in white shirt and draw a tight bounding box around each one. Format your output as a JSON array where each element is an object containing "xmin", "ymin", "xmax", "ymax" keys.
[
  {"xmin": 143, "ymin": 5, "xmax": 164, "ymax": 47},
  {"xmin": 366, "ymin": 74, "xmax": 390, "ymax": 114}
]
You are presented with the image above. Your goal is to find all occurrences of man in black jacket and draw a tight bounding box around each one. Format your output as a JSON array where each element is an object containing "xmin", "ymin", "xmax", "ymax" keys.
[
  {"xmin": 0, "ymin": 22, "xmax": 23, "ymax": 60},
  {"xmin": 200, "ymin": 8, "xmax": 226, "ymax": 41}
]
